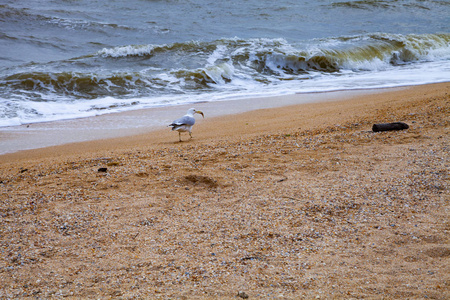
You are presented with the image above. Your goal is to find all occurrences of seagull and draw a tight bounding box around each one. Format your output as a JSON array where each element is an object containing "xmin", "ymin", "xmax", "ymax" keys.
[{"xmin": 168, "ymin": 108, "xmax": 204, "ymax": 142}]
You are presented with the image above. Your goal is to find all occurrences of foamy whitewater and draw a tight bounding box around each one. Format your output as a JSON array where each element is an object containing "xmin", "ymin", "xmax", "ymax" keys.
[{"xmin": 0, "ymin": 0, "xmax": 449, "ymax": 127}]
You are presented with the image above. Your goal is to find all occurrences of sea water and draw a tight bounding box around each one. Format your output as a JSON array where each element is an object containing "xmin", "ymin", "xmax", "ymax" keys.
[{"xmin": 0, "ymin": 0, "xmax": 449, "ymax": 127}]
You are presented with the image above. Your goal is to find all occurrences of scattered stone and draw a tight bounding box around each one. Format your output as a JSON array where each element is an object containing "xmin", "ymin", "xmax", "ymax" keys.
[
  {"xmin": 135, "ymin": 172, "xmax": 148, "ymax": 178},
  {"xmin": 0, "ymin": 86, "xmax": 447, "ymax": 299},
  {"xmin": 241, "ymin": 256, "xmax": 261, "ymax": 261},
  {"xmin": 97, "ymin": 167, "xmax": 107, "ymax": 173}
]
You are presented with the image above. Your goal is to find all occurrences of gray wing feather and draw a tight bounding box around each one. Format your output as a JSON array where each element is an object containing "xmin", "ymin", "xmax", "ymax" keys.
[{"xmin": 170, "ymin": 115, "xmax": 195, "ymax": 126}]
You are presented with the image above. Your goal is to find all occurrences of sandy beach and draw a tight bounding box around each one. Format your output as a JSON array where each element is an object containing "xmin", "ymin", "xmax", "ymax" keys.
[{"xmin": 0, "ymin": 83, "xmax": 449, "ymax": 298}]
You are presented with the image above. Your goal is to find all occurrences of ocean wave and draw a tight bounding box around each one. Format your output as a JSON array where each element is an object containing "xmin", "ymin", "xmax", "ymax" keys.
[
  {"xmin": 1, "ymin": 33, "xmax": 449, "ymax": 126},
  {"xmin": 46, "ymin": 17, "xmax": 134, "ymax": 32},
  {"xmin": 171, "ymin": 62, "xmax": 235, "ymax": 89},
  {"xmin": 1, "ymin": 72, "xmax": 156, "ymax": 99},
  {"xmin": 330, "ymin": 0, "xmax": 449, "ymax": 10},
  {"xmin": 249, "ymin": 33, "xmax": 450, "ymax": 74},
  {"xmin": 2, "ymin": 33, "xmax": 449, "ymax": 99},
  {"xmin": 4, "ymin": 33, "xmax": 449, "ymax": 90},
  {"xmin": 97, "ymin": 45, "xmax": 158, "ymax": 58},
  {"xmin": 0, "ymin": 4, "xmax": 134, "ymax": 33},
  {"xmin": 96, "ymin": 33, "xmax": 450, "ymax": 73},
  {"xmin": 97, "ymin": 41, "xmax": 216, "ymax": 58}
]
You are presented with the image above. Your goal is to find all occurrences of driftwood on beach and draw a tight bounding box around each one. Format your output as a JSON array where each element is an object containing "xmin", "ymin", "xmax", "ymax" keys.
[{"xmin": 372, "ymin": 122, "xmax": 409, "ymax": 132}]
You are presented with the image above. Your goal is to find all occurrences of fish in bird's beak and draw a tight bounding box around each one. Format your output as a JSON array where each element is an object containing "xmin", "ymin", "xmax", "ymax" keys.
[{"xmin": 195, "ymin": 110, "xmax": 204, "ymax": 118}]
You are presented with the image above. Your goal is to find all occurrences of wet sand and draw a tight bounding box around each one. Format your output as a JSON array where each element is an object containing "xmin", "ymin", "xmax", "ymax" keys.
[
  {"xmin": 0, "ymin": 83, "xmax": 449, "ymax": 299},
  {"xmin": 0, "ymin": 88, "xmax": 383, "ymax": 156}
]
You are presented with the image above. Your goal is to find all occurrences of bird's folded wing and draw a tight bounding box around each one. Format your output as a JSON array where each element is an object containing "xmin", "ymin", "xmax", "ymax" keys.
[{"xmin": 171, "ymin": 116, "xmax": 195, "ymax": 126}]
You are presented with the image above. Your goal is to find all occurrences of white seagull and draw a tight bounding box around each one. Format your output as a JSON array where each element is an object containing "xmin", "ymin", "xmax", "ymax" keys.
[{"xmin": 168, "ymin": 108, "xmax": 204, "ymax": 142}]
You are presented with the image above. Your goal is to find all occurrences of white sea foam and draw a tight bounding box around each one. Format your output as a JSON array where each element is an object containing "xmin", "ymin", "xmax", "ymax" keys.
[
  {"xmin": 207, "ymin": 45, "xmax": 228, "ymax": 65},
  {"xmin": 204, "ymin": 63, "xmax": 235, "ymax": 84},
  {"xmin": 97, "ymin": 44, "xmax": 156, "ymax": 57}
]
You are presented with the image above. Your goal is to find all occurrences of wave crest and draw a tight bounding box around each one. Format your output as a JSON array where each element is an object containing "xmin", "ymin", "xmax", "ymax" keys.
[
  {"xmin": 2, "ymin": 33, "xmax": 449, "ymax": 103},
  {"xmin": 2, "ymin": 72, "xmax": 153, "ymax": 99}
]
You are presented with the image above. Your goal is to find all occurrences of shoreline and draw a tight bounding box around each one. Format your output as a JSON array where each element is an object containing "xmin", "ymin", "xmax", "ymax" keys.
[
  {"xmin": 0, "ymin": 81, "xmax": 448, "ymax": 298},
  {"xmin": 0, "ymin": 85, "xmax": 405, "ymax": 158}
]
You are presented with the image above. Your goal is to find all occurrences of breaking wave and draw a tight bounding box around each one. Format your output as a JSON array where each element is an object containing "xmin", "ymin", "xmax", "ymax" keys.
[
  {"xmin": 95, "ymin": 33, "xmax": 450, "ymax": 76},
  {"xmin": 1, "ymin": 33, "xmax": 449, "ymax": 126}
]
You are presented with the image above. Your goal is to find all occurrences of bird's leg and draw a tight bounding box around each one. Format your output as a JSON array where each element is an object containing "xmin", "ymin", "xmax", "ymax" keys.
[
  {"xmin": 178, "ymin": 132, "xmax": 182, "ymax": 142},
  {"xmin": 189, "ymin": 132, "xmax": 193, "ymax": 139}
]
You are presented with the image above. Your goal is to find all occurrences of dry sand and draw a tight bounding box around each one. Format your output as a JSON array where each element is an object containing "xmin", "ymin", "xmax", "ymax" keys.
[{"xmin": 0, "ymin": 83, "xmax": 449, "ymax": 299}]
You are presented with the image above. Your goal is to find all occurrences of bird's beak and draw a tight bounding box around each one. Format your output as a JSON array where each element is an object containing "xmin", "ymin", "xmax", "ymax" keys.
[{"xmin": 196, "ymin": 110, "xmax": 204, "ymax": 118}]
